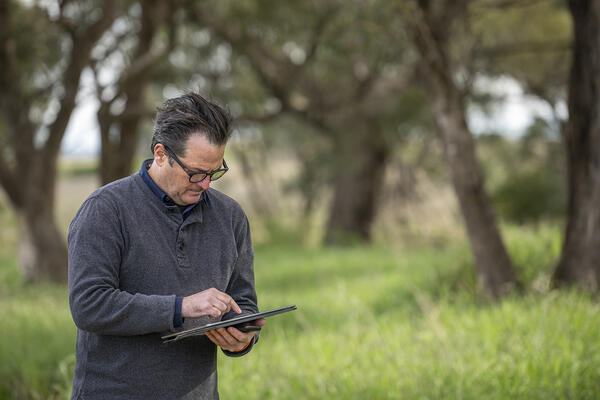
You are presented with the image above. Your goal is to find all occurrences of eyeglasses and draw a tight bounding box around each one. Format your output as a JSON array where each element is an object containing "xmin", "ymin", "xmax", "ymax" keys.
[{"xmin": 163, "ymin": 145, "xmax": 229, "ymax": 183}]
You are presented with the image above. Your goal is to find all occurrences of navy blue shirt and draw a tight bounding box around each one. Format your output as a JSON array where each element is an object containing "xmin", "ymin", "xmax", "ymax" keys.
[{"xmin": 139, "ymin": 159, "xmax": 211, "ymax": 327}]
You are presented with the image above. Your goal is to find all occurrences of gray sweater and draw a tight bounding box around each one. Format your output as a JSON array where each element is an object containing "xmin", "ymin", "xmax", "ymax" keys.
[{"xmin": 68, "ymin": 173, "xmax": 258, "ymax": 399}]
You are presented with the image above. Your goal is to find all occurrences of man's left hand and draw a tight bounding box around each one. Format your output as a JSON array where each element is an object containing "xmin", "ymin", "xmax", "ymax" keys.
[{"xmin": 205, "ymin": 318, "xmax": 266, "ymax": 352}]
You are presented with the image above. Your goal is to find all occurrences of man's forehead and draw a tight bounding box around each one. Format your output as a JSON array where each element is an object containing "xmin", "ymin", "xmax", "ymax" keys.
[{"xmin": 179, "ymin": 136, "xmax": 225, "ymax": 170}]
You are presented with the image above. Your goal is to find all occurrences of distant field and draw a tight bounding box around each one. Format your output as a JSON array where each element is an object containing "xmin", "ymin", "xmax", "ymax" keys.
[{"xmin": 1, "ymin": 194, "xmax": 599, "ymax": 400}]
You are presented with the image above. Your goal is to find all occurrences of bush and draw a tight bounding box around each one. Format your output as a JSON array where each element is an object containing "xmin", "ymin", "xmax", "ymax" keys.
[{"xmin": 492, "ymin": 168, "xmax": 565, "ymax": 224}]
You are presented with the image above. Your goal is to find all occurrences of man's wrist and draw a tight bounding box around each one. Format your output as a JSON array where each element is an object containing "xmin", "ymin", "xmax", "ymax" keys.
[{"xmin": 173, "ymin": 296, "xmax": 184, "ymax": 328}]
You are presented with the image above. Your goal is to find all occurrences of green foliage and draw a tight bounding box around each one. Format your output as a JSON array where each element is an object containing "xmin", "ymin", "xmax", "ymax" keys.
[
  {"xmin": 502, "ymin": 223, "xmax": 562, "ymax": 288},
  {"xmin": 0, "ymin": 284, "xmax": 75, "ymax": 400},
  {"xmin": 493, "ymin": 168, "xmax": 565, "ymax": 224},
  {"xmin": 218, "ymin": 240, "xmax": 599, "ymax": 399},
  {"xmin": 479, "ymin": 120, "xmax": 566, "ymax": 225},
  {"xmin": 472, "ymin": 0, "xmax": 571, "ymax": 101},
  {"xmin": 2, "ymin": 222, "xmax": 600, "ymax": 399},
  {"xmin": 5, "ymin": 1, "xmax": 63, "ymax": 93}
]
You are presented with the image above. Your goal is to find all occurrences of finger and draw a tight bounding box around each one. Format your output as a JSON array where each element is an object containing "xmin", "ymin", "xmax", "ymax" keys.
[
  {"xmin": 211, "ymin": 300, "xmax": 228, "ymax": 314},
  {"xmin": 229, "ymin": 299, "xmax": 242, "ymax": 314},
  {"xmin": 205, "ymin": 331, "xmax": 225, "ymax": 347},
  {"xmin": 216, "ymin": 328, "xmax": 238, "ymax": 347},
  {"xmin": 226, "ymin": 326, "xmax": 254, "ymax": 343},
  {"xmin": 206, "ymin": 329, "xmax": 225, "ymax": 343},
  {"xmin": 215, "ymin": 294, "xmax": 240, "ymax": 314},
  {"xmin": 209, "ymin": 329, "xmax": 236, "ymax": 351},
  {"xmin": 207, "ymin": 305, "xmax": 223, "ymax": 318},
  {"xmin": 209, "ymin": 294, "xmax": 232, "ymax": 312}
]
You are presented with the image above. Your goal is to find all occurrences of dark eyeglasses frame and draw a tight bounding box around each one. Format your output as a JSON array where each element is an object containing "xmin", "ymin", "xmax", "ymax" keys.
[{"xmin": 163, "ymin": 145, "xmax": 229, "ymax": 183}]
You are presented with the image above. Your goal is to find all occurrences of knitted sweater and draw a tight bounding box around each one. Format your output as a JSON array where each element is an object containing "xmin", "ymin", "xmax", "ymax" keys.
[{"xmin": 68, "ymin": 172, "xmax": 258, "ymax": 399}]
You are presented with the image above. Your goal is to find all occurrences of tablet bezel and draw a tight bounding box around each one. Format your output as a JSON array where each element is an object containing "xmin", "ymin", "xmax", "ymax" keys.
[{"xmin": 161, "ymin": 304, "xmax": 297, "ymax": 343}]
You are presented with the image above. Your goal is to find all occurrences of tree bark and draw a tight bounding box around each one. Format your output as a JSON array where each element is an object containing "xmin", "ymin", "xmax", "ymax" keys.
[
  {"xmin": 324, "ymin": 125, "xmax": 390, "ymax": 245},
  {"xmin": 409, "ymin": 0, "xmax": 518, "ymax": 298},
  {"xmin": 17, "ymin": 209, "xmax": 68, "ymax": 283},
  {"xmin": 553, "ymin": 0, "xmax": 600, "ymax": 288},
  {"xmin": 0, "ymin": 0, "xmax": 122, "ymax": 282},
  {"xmin": 98, "ymin": 104, "xmax": 144, "ymax": 184},
  {"xmin": 96, "ymin": 0, "xmax": 175, "ymax": 185}
]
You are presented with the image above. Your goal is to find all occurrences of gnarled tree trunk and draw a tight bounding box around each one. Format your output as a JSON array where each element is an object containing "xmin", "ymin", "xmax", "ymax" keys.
[
  {"xmin": 0, "ymin": 0, "xmax": 123, "ymax": 282},
  {"xmin": 324, "ymin": 125, "xmax": 389, "ymax": 245},
  {"xmin": 434, "ymin": 93, "xmax": 517, "ymax": 297},
  {"xmin": 408, "ymin": 0, "xmax": 518, "ymax": 298},
  {"xmin": 553, "ymin": 0, "xmax": 600, "ymax": 288}
]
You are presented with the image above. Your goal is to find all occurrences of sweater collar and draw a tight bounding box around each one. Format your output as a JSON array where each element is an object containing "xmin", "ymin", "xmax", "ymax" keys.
[{"xmin": 138, "ymin": 159, "xmax": 211, "ymax": 214}]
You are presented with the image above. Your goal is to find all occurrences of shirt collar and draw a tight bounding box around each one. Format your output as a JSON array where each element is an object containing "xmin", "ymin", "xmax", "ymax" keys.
[{"xmin": 139, "ymin": 159, "xmax": 211, "ymax": 212}]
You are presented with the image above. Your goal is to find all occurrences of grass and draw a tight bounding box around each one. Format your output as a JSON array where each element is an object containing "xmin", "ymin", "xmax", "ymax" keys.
[
  {"xmin": 1, "ymin": 206, "xmax": 599, "ymax": 398},
  {"xmin": 217, "ymin": 240, "xmax": 600, "ymax": 399}
]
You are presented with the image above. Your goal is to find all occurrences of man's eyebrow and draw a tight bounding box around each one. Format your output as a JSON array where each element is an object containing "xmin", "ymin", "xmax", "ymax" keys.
[
  {"xmin": 185, "ymin": 166, "xmax": 209, "ymax": 174},
  {"xmin": 185, "ymin": 163, "xmax": 223, "ymax": 174}
]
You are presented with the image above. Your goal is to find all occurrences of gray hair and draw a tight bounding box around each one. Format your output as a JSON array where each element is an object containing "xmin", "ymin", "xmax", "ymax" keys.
[{"xmin": 151, "ymin": 92, "xmax": 233, "ymax": 157}]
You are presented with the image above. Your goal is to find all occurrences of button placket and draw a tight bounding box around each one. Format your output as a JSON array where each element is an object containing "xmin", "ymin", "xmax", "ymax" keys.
[{"xmin": 176, "ymin": 224, "xmax": 189, "ymax": 268}]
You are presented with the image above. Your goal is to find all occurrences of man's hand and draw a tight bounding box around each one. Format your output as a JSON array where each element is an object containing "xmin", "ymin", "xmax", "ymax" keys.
[
  {"xmin": 181, "ymin": 288, "xmax": 242, "ymax": 319},
  {"xmin": 205, "ymin": 318, "xmax": 266, "ymax": 352}
]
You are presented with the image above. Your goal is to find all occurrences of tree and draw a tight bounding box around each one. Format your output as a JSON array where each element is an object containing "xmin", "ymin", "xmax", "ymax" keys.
[
  {"xmin": 0, "ymin": 0, "xmax": 123, "ymax": 282},
  {"xmin": 93, "ymin": 0, "xmax": 179, "ymax": 185},
  {"xmin": 405, "ymin": 0, "xmax": 518, "ymax": 298},
  {"xmin": 190, "ymin": 0, "xmax": 425, "ymax": 245},
  {"xmin": 553, "ymin": 0, "xmax": 600, "ymax": 288}
]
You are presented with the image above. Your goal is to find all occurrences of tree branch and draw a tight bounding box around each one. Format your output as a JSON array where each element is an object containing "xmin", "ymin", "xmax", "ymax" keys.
[
  {"xmin": 303, "ymin": 5, "xmax": 339, "ymax": 66},
  {"xmin": 42, "ymin": 0, "xmax": 124, "ymax": 168},
  {"xmin": 476, "ymin": 40, "xmax": 571, "ymax": 58},
  {"xmin": 479, "ymin": 0, "xmax": 550, "ymax": 10}
]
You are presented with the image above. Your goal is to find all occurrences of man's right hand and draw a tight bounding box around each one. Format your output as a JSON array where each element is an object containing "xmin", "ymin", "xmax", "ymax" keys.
[{"xmin": 181, "ymin": 288, "xmax": 242, "ymax": 319}]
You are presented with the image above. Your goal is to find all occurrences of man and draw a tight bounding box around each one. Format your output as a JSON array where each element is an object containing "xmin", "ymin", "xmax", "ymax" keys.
[{"xmin": 68, "ymin": 92, "xmax": 265, "ymax": 399}]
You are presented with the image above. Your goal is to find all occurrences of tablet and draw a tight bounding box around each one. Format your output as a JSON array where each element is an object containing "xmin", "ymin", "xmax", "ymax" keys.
[{"xmin": 161, "ymin": 305, "xmax": 297, "ymax": 343}]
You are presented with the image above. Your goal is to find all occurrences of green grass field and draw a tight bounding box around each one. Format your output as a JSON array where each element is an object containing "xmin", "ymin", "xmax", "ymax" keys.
[{"xmin": 1, "ymin": 205, "xmax": 599, "ymax": 399}]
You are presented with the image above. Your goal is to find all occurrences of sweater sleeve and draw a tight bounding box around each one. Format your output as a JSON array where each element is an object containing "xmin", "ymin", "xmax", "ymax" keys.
[
  {"xmin": 68, "ymin": 195, "xmax": 176, "ymax": 336},
  {"xmin": 221, "ymin": 211, "xmax": 260, "ymax": 357},
  {"xmin": 227, "ymin": 213, "xmax": 258, "ymax": 312}
]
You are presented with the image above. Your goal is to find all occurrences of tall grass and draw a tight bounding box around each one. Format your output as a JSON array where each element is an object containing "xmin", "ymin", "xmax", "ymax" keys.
[
  {"xmin": 218, "ymin": 242, "xmax": 600, "ymax": 399},
  {"xmin": 1, "ymin": 211, "xmax": 599, "ymax": 398}
]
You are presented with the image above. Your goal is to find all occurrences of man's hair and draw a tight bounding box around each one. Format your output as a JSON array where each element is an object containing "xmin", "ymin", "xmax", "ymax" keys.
[{"xmin": 151, "ymin": 92, "xmax": 233, "ymax": 156}]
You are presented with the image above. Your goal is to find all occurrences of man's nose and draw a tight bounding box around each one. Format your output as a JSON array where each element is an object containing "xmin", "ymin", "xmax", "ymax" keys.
[{"xmin": 196, "ymin": 177, "xmax": 211, "ymax": 191}]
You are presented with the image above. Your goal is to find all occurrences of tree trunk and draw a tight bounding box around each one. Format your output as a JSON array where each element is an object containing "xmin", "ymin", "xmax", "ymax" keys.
[
  {"xmin": 409, "ymin": 1, "xmax": 518, "ymax": 298},
  {"xmin": 435, "ymin": 96, "xmax": 517, "ymax": 297},
  {"xmin": 13, "ymin": 155, "xmax": 68, "ymax": 283},
  {"xmin": 99, "ymin": 111, "xmax": 142, "ymax": 184},
  {"xmin": 97, "ymin": 0, "xmax": 175, "ymax": 185},
  {"xmin": 17, "ymin": 209, "xmax": 67, "ymax": 283},
  {"xmin": 553, "ymin": 0, "xmax": 600, "ymax": 288},
  {"xmin": 324, "ymin": 128, "xmax": 389, "ymax": 245},
  {"xmin": 0, "ymin": 0, "xmax": 122, "ymax": 282},
  {"xmin": 231, "ymin": 146, "xmax": 274, "ymax": 216}
]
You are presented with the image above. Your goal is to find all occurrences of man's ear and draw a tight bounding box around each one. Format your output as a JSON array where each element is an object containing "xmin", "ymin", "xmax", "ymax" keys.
[{"xmin": 153, "ymin": 144, "xmax": 168, "ymax": 166}]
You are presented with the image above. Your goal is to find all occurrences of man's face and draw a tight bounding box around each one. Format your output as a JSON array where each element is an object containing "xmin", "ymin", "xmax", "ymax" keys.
[{"xmin": 156, "ymin": 134, "xmax": 226, "ymax": 206}]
